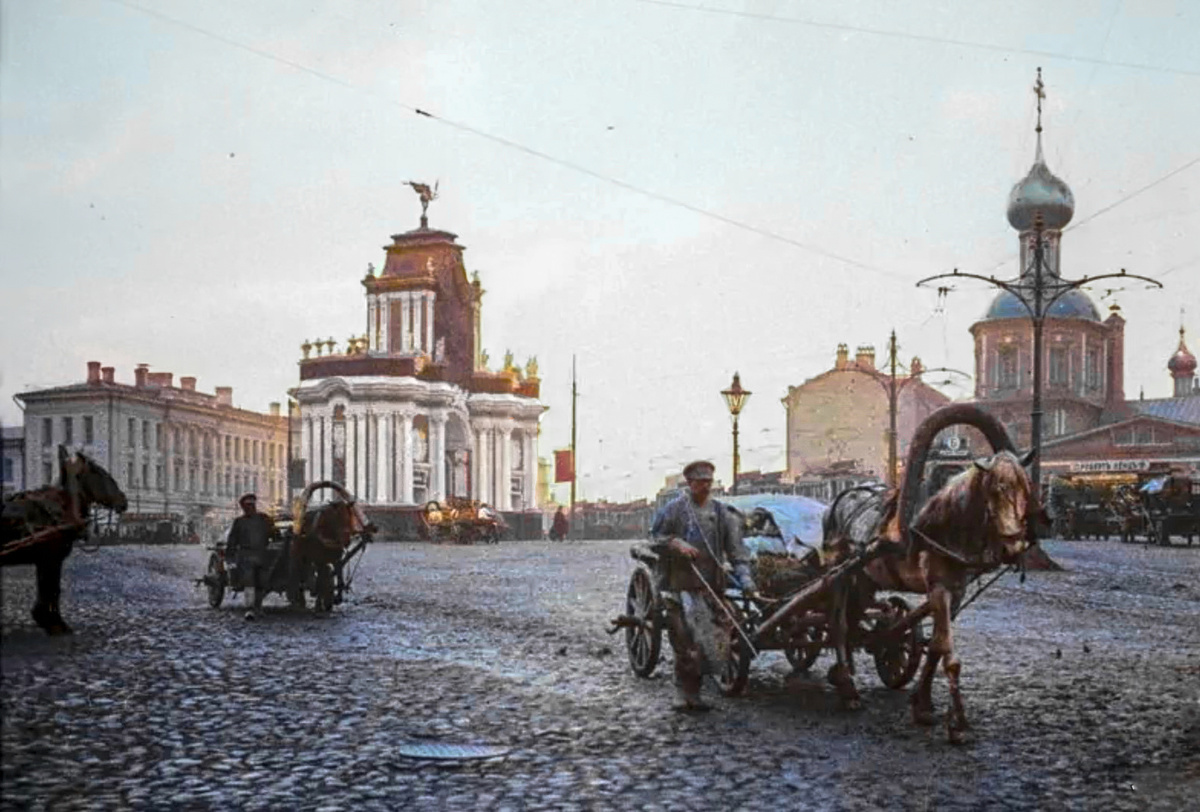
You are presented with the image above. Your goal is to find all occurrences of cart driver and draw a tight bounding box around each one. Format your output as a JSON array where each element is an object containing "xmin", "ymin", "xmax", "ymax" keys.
[
  {"xmin": 649, "ymin": 460, "xmax": 757, "ymax": 711},
  {"xmin": 227, "ymin": 493, "xmax": 276, "ymax": 620}
]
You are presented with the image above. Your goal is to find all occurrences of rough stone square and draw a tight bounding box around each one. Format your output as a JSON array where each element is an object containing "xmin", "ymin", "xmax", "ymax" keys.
[{"xmin": 2, "ymin": 538, "xmax": 1197, "ymax": 811}]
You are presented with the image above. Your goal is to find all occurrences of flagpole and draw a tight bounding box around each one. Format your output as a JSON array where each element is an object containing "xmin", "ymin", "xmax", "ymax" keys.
[{"xmin": 569, "ymin": 354, "xmax": 577, "ymax": 537}]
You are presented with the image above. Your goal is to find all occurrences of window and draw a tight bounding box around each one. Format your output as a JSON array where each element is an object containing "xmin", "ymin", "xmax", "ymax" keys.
[
  {"xmin": 156, "ymin": 464, "xmax": 164, "ymax": 490},
  {"xmin": 127, "ymin": 462, "xmax": 135, "ymax": 488},
  {"xmin": 142, "ymin": 463, "xmax": 149, "ymax": 489},
  {"xmin": 225, "ymin": 436, "xmax": 231, "ymax": 460},
  {"xmin": 1049, "ymin": 347, "xmax": 1068, "ymax": 385},
  {"xmin": 1135, "ymin": 426, "xmax": 1154, "ymax": 445},
  {"xmin": 203, "ymin": 469, "xmax": 210, "ymax": 494},
  {"xmin": 128, "ymin": 418, "xmax": 136, "ymax": 448},
  {"xmin": 998, "ymin": 348, "xmax": 1018, "ymax": 389},
  {"xmin": 44, "ymin": 462, "xmax": 53, "ymax": 486},
  {"xmin": 3, "ymin": 458, "xmax": 14, "ymax": 482},
  {"xmin": 156, "ymin": 424, "xmax": 163, "ymax": 451},
  {"xmin": 254, "ymin": 440, "xmax": 260, "ymax": 465},
  {"xmin": 63, "ymin": 417, "xmax": 74, "ymax": 446},
  {"xmin": 84, "ymin": 416, "xmax": 94, "ymax": 445},
  {"xmin": 42, "ymin": 418, "xmax": 52, "ymax": 447},
  {"xmin": 1086, "ymin": 348, "xmax": 1101, "ymax": 390},
  {"xmin": 1051, "ymin": 409, "xmax": 1067, "ymax": 437},
  {"xmin": 142, "ymin": 421, "xmax": 150, "ymax": 449},
  {"xmin": 1112, "ymin": 428, "xmax": 1133, "ymax": 446}
]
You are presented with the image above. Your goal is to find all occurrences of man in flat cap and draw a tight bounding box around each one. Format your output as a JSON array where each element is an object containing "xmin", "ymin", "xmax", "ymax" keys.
[
  {"xmin": 649, "ymin": 460, "xmax": 757, "ymax": 711},
  {"xmin": 226, "ymin": 493, "xmax": 276, "ymax": 620}
]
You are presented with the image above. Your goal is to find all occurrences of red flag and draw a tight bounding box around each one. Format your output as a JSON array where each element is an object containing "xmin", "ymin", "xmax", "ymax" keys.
[{"xmin": 554, "ymin": 449, "xmax": 575, "ymax": 483}]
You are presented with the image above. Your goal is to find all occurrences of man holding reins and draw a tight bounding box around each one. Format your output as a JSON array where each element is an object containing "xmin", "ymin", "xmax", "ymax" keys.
[{"xmin": 649, "ymin": 460, "xmax": 758, "ymax": 711}]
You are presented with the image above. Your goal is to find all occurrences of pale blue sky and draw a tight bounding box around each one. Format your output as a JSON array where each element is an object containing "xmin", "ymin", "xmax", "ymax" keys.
[{"xmin": 2, "ymin": 0, "xmax": 1197, "ymax": 502}]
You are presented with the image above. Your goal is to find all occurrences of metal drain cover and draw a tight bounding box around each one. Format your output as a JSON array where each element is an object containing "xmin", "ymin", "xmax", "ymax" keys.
[{"xmin": 395, "ymin": 742, "xmax": 511, "ymax": 761}]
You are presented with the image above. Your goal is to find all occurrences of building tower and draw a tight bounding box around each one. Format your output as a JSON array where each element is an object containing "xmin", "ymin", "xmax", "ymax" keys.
[{"xmin": 1168, "ymin": 326, "xmax": 1198, "ymax": 397}]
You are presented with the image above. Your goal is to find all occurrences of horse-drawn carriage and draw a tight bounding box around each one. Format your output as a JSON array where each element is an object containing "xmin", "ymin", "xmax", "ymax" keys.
[
  {"xmin": 1138, "ymin": 474, "xmax": 1199, "ymax": 546},
  {"xmin": 420, "ymin": 497, "xmax": 505, "ymax": 544},
  {"xmin": 199, "ymin": 481, "xmax": 374, "ymax": 612},
  {"xmin": 611, "ymin": 404, "xmax": 1040, "ymax": 743},
  {"xmin": 613, "ymin": 492, "xmax": 926, "ymax": 698}
]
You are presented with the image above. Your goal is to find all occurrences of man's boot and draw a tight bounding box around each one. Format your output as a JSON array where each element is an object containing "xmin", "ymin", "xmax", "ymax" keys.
[{"xmin": 244, "ymin": 588, "xmax": 256, "ymax": 621}]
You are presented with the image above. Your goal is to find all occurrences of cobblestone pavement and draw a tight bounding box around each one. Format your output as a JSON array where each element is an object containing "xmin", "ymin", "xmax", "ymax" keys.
[{"xmin": 2, "ymin": 539, "xmax": 1198, "ymax": 811}]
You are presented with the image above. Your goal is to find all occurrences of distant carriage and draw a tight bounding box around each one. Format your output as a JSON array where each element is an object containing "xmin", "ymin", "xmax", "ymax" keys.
[
  {"xmin": 1138, "ymin": 474, "xmax": 1199, "ymax": 546},
  {"xmin": 199, "ymin": 481, "xmax": 374, "ymax": 612},
  {"xmin": 420, "ymin": 498, "xmax": 505, "ymax": 544}
]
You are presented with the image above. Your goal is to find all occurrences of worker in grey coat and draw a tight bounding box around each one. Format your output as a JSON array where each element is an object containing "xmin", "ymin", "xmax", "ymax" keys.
[{"xmin": 227, "ymin": 493, "xmax": 275, "ymax": 620}]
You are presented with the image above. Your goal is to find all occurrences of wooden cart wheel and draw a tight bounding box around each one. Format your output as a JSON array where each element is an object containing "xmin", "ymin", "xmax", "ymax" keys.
[
  {"xmin": 872, "ymin": 596, "xmax": 923, "ymax": 689},
  {"xmin": 716, "ymin": 629, "xmax": 752, "ymax": 697},
  {"xmin": 625, "ymin": 565, "xmax": 662, "ymax": 678},
  {"xmin": 784, "ymin": 624, "xmax": 825, "ymax": 672},
  {"xmin": 206, "ymin": 554, "xmax": 225, "ymax": 609}
]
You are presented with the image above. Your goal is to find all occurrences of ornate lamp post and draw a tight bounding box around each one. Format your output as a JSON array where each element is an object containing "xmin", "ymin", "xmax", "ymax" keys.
[{"xmin": 721, "ymin": 372, "xmax": 751, "ymax": 495}]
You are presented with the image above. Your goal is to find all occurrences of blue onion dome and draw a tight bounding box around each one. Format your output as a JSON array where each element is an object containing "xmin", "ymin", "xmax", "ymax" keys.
[
  {"xmin": 1007, "ymin": 145, "xmax": 1075, "ymax": 231},
  {"xmin": 984, "ymin": 287, "xmax": 1100, "ymax": 322}
]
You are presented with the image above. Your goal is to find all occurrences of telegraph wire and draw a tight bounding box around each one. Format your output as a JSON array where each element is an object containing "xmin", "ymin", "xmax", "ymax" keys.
[
  {"xmin": 631, "ymin": 0, "xmax": 1200, "ymax": 79},
  {"xmin": 106, "ymin": 0, "xmax": 905, "ymax": 283},
  {"xmin": 1065, "ymin": 155, "xmax": 1200, "ymax": 234}
]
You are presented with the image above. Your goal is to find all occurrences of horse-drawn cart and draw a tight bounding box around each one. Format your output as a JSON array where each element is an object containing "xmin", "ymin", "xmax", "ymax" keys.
[
  {"xmin": 420, "ymin": 498, "xmax": 505, "ymax": 544},
  {"xmin": 613, "ymin": 499, "xmax": 927, "ymax": 698},
  {"xmin": 199, "ymin": 481, "xmax": 374, "ymax": 612}
]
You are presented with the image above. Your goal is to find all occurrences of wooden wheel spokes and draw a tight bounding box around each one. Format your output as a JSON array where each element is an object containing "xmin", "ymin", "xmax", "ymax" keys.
[
  {"xmin": 872, "ymin": 596, "xmax": 924, "ymax": 689},
  {"xmin": 624, "ymin": 566, "xmax": 662, "ymax": 677}
]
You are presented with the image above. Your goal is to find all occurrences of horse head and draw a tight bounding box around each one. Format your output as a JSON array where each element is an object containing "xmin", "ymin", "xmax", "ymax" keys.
[
  {"xmin": 72, "ymin": 452, "xmax": 129, "ymax": 514},
  {"xmin": 969, "ymin": 448, "xmax": 1036, "ymax": 563}
]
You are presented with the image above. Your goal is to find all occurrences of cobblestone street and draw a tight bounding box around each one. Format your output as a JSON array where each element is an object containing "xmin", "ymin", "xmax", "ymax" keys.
[{"xmin": 3, "ymin": 539, "xmax": 1198, "ymax": 811}]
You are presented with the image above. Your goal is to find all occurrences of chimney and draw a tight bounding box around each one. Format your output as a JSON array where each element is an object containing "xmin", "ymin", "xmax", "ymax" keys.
[
  {"xmin": 101, "ymin": 366, "xmax": 115, "ymax": 384},
  {"xmin": 134, "ymin": 363, "xmax": 149, "ymax": 388},
  {"xmin": 87, "ymin": 361, "xmax": 101, "ymax": 384},
  {"xmin": 835, "ymin": 343, "xmax": 850, "ymax": 371},
  {"xmin": 269, "ymin": 402, "xmax": 281, "ymax": 417},
  {"xmin": 215, "ymin": 386, "xmax": 233, "ymax": 407},
  {"xmin": 180, "ymin": 376, "xmax": 196, "ymax": 392},
  {"xmin": 855, "ymin": 345, "xmax": 876, "ymax": 371},
  {"xmin": 147, "ymin": 372, "xmax": 173, "ymax": 388}
]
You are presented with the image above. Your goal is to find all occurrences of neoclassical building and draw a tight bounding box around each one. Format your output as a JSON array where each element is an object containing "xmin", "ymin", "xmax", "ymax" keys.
[{"xmin": 293, "ymin": 199, "xmax": 546, "ymax": 512}]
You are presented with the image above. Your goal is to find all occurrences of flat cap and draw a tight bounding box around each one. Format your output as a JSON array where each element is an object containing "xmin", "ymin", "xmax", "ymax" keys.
[
  {"xmin": 682, "ymin": 460, "xmax": 715, "ymax": 480},
  {"xmin": 238, "ymin": 493, "xmax": 257, "ymax": 506}
]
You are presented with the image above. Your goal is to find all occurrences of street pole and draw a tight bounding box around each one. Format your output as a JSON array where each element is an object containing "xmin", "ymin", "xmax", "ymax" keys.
[
  {"xmin": 731, "ymin": 412, "xmax": 740, "ymax": 496},
  {"xmin": 569, "ymin": 355, "xmax": 577, "ymax": 534},
  {"xmin": 1030, "ymin": 218, "xmax": 1046, "ymax": 492},
  {"xmin": 888, "ymin": 329, "xmax": 899, "ymax": 488}
]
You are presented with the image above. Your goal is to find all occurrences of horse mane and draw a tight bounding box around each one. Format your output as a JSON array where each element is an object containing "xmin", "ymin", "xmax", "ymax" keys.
[{"xmin": 913, "ymin": 452, "xmax": 1028, "ymax": 562}]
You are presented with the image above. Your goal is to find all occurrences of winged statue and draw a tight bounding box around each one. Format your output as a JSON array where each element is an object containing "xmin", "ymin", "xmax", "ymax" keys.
[{"xmin": 407, "ymin": 180, "xmax": 439, "ymax": 221}]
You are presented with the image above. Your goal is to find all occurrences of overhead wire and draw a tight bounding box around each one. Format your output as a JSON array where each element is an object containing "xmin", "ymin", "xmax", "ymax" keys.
[
  {"xmin": 107, "ymin": 0, "xmax": 907, "ymax": 284},
  {"xmin": 631, "ymin": 0, "xmax": 1200, "ymax": 79}
]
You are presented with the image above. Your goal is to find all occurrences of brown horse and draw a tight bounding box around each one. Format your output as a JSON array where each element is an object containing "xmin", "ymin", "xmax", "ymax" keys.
[
  {"xmin": 1, "ymin": 446, "xmax": 128, "ymax": 634},
  {"xmin": 821, "ymin": 404, "xmax": 1040, "ymax": 744},
  {"xmin": 289, "ymin": 482, "xmax": 374, "ymax": 611}
]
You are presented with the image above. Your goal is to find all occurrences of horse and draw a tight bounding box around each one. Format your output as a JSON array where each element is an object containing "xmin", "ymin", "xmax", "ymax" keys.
[
  {"xmin": 1, "ymin": 446, "xmax": 128, "ymax": 634},
  {"xmin": 289, "ymin": 482, "xmax": 374, "ymax": 611},
  {"xmin": 820, "ymin": 404, "xmax": 1041, "ymax": 744}
]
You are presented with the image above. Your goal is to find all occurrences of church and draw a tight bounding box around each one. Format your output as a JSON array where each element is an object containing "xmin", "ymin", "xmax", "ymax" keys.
[
  {"xmin": 970, "ymin": 84, "xmax": 1200, "ymax": 483},
  {"xmin": 292, "ymin": 189, "xmax": 547, "ymax": 528}
]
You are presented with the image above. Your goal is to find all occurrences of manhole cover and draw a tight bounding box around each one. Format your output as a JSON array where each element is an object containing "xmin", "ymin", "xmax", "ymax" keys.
[{"xmin": 395, "ymin": 742, "xmax": 512, "ymax": 761}]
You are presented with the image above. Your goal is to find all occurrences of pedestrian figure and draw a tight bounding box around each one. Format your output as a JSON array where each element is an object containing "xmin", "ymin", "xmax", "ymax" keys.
[
  {"xmin": 226, "ymin": 493, "xmax": 275, "ymax": 620},
  {"xmin": 550, "ymin": 506, "xmax": 569, "ymax": 542},
  {"xmin": 649, "ymin": 460, "xmax": 757, "ymax": 711}
]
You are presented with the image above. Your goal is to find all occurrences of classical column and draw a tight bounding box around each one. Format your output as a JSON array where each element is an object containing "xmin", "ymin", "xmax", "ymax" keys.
[
  {"xmin": 354, "ymin": 410, "xmax": 367, "ymax": 498},
  {"xmin": 375, "ymin": 413, "xmax": 389, "ymax": 504},
  {"xmin": 424, "ymin": 292, "xmax": 435, "ymax": 355},
  {"xmin": 304, "ymin": 418, "xmax": 313, "ymax": 484},
  {"xmin": 498, "ymin": 426, "xmax": 512, "ymax": 511},
  {"xmin": 524, "ymin": 429, "xmax": 536, "ymax": 511},
  {"xmin": 400, "ymin": 412, "xmax": 414, "ymax": 504},
  {"xmin": 428, "ymin": 414, "xmax": 445, "ymax": 502}
]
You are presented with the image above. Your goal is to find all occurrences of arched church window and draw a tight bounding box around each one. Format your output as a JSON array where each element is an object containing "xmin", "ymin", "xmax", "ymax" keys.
[
  {"xmin": 1049, "ymin": 347, "xmax": 1068, "ymax": 385},
  {"xmin": 1086, "ymin": 348, "xmax": 1101, "ymax": 390},
  {"xmin": 998, "ymin": 347, "xmax": 1018, "ymax": 390}
]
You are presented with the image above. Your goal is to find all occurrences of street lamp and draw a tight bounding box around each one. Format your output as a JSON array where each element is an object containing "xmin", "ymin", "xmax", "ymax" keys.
[{"xmin": 721, "ymin": 372, "xmax": 751, "ymax": 495}]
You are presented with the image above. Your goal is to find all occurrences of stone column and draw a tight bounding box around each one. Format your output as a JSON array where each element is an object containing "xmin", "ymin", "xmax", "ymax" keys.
[
  {"xmin": 400, "ymin": 412, "xmax": 414, "ymax": 505},
  {"xmin": 498, "ymin": 426, "xmax": 512, "ymax": 511},
  {"xmin": 376, "ymin": 413, "xmax": 389, "ymax": 504},
  {"xmin": 429, "ymin": 414, "xmax": 446, "ymax": 502},
  {"xmin": 304, "ymin": 418, "xmax": 313, "ymax": 484},
  {"xmin": 424, "ymin": 292, "xmax": 435, "ymax": 356},
  {"xmin": 354, "ymin": 411, "xmax": 367, "ymax": 499},
  {"xmin": 524, "ymin": 429, "xmax": 536, "ymax": 511}
]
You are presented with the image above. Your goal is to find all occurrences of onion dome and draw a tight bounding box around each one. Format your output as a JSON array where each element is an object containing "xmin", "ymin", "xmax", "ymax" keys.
[
  {"xmin": 1168, "ymin": 326, "xmax": 1197, "ymax": 377},
  {"xmin": 1006, "ymin": 142, "xmax": 1075, "ymax": 231},
  {"xmin": 984, "ymin": 287, "xmax": 1100, "ymax": 322}
]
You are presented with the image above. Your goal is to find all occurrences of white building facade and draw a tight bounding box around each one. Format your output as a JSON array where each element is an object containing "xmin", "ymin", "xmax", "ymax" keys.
[
  {"xmin": 293, "ymin": 208, "xmax": 545, "ymax": 510},
  {"xmin": 15, "ymin": 362, "xmax": 288, "ymax": 528}
]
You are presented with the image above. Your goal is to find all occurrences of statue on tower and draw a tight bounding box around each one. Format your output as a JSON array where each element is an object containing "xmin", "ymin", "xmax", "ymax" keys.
[{"xmin": 406, "ymin": 180, "xmax": 439, "ymax": 228}]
